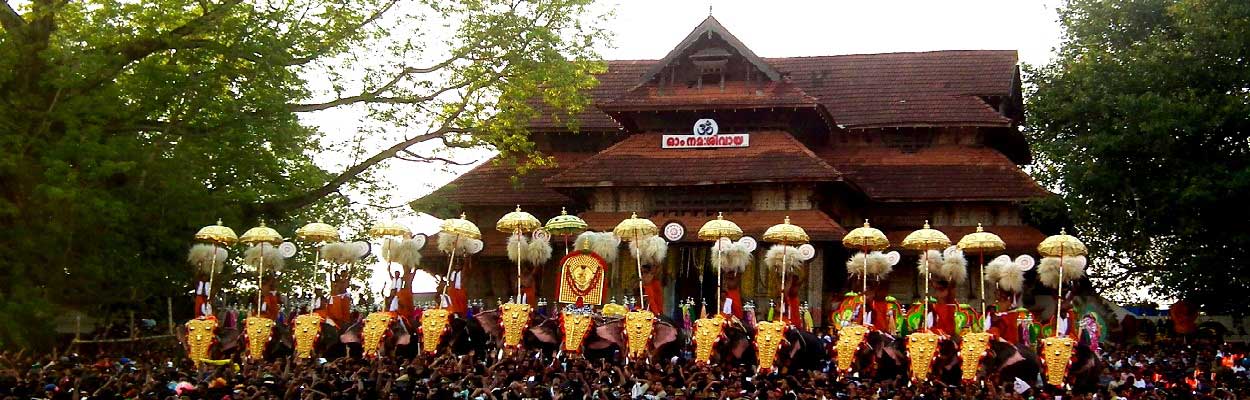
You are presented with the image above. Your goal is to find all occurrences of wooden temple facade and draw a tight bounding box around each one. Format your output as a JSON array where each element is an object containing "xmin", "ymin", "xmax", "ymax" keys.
[{"xmin": 416, "ymin": 17, "xmax": 1050, "ymax": 326}]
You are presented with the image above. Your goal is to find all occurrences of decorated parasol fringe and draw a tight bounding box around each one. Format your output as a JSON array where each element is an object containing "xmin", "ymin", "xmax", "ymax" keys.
[
  {"xmin": 383, "ymin": 238, "xmax": 423, "ymax": 268},
  {"xmin": 846, "ymin": 251, "xmax": 899, "ymax": 278},
  {"xmin": 764, "ymin": 244, "xmax": 802, "ymax": 275},
  {"xmin": 629, "ymin": 235, "xmax": 668, "ymax": 267},
  {"xmin": 712, "ymin": 241, "xmax": 750, "ymax": 273},
  {"xmin": 245, "ymin": 243, "xmax": 285, "ymax": 272},
  {"xmin": 1038, "ymin": 256, "xmax": 1087, "ymax": 289},
  {"xmin": 575, "ymin": 231, "xmax": 620, "ymax": 263},
  {"xmin": 188, "ymin": 244, "xmax": 228, "ymax": 275}
]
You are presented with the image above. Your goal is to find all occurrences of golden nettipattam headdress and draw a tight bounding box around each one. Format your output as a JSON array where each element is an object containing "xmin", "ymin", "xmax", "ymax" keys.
[
  {"xmin": 754, "ymin": 321, "xmax": 787, "ymax": 373},
  {"xmin": 560, "ymin": 310, "xmax": 595, "ymax": 353},
  {"xmin": 834, "ymin": 324, "xmax": 869, "ymax": 373},
  {"xmin": 692, "ymin": 315, "xmax": 726, "ymax": 365},
  {"xmin": 1041, "ymin": 336, "xmax": 1077, "ymax": 387},
  {"xmin": 243, "ymin": 317, "xmax": 275, "ymax": 361},
  {"xmin": 960, "ymin": 332, "xmax": 992, "ymax": 382},
  {"xmin": 184, "ymin": 318, "xmax": 218, "ymax": 364},
  {"xmin": 419, "ymin": 308, "xmax": 450, "ymax": 354},
  {"xmin": 906, "ymin": 331, "xmax": 941, "ymax": 382},
  {"xmin": 499, "ymin": 302, "xmax": 532, "ymax": 349},
  {"xmin": 292, "ymin": 314, "xmax": 324, "ymax": 359},
  {"xmin": 624, "ymin": 310, "xmax": 656, "ymax": 359},
  {"xmin": 362, "ymin": 311, "xmax": 396, "ymax": 359}
]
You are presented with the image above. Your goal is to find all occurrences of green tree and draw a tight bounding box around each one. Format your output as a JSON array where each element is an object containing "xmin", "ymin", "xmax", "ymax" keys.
[
  {"xmin": 0, "ymin": 0, "xmax": 606, "ymax": 348},
  {"xmin": 1026, "ymin": 0, "xmax": 1250, "ymax": 310}
]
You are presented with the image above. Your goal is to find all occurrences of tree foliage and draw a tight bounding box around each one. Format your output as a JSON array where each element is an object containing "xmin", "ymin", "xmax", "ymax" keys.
[
  {"xmin": 0, "ymin": 0, "xmax": 606, "ymax": 348},
  {"xmin": 1026, "ymin": 0, "xmax": 1250, "ymax": 311}
]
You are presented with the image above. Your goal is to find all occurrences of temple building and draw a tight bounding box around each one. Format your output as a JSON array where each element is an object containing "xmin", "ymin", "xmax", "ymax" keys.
[{"xmin": 416, "ymin": 16, "xmax": 1051, "ymax": 324}]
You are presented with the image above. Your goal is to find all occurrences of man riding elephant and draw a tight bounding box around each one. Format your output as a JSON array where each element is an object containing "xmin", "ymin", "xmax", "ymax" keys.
[
  {"xmin": 830, "ymin": 250, "xmax": 907, "ymax": 380},
  {"xmin": 981, "ymin": 254, "xmax": 1041, "ymax": 386}
]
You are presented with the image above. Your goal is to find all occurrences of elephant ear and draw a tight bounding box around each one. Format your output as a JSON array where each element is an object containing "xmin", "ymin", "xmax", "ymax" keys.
[
  {"xmin": 1014, "ymin": 255, "xmax": 1035, "ymax": 271},
  {"xmin": 474, "ymin": 310, "xmax": 502, "ymax": 339},
  {"xmin": 884, "ymin": 251, "xmax": 901, "ymax": 266}
]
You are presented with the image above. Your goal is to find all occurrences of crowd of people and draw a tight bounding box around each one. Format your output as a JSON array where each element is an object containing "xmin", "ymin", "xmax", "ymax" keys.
[{"xmin": 2, "ymin": 336, "xmax": 1249, "ymax": 400}]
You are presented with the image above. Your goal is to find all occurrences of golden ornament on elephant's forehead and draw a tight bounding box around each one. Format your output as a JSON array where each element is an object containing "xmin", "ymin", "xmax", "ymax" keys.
[
  {"xmin": 960, "ymin": 332, "xmax": 993, "ymax": 382},
  {"xmin": 292, "ymin": 314, "xmax": 324, "ymax": 359},
  {"xmin": 624, "ymin": 310, "xmax": 656, "ymax": 359},
  {"xmin": 362, "ymin": 312, "xmax": 396, "ymax": 359},
  {"xmin": 906, "ymin": 332, "xmax": 941, "ymax": 382},
  {"xmin": 753, "ymin": 321, "xmax": 787, "ymax": 372},
  {"xmin": 184, "ymin": 318, "xmax": 218, "ymax": 363},
  {"xmin": 243, "ymin": 317, "xmax": 275, "ymax": 361},
  {"xmin": 692, "ymin": 315, "xmax": 726, "ymax": 365},
  {"xmin": 420, "ymin": 309, "xmax": 451, "ymax": 354},
  {"xmin": 1041, "ymin": 336, "xmax": 1076, "ymax": 387},
  {"xmin": 561, "ymin": 311, "xmax": 595, "ymax": 352},
  {"xmin": 499, "ymin": 302, "xmax": 532, "ymax": 349},
  {"xmin": 834, "ymin": 324, "xmax": 869, "ymax": 373}
]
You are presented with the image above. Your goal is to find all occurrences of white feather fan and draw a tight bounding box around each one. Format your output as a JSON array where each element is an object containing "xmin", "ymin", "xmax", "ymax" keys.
[
  {"xmin": 917, "ymin": 246, "xmax": 967, "ymax": 283},
  {"xmin": 507, "ymin": 235, "xmax": 530, "ymax": 264},
  {"xmin": 629, "ymin": 236, "xmax": 668, "ymax": 267},
  {"xmin": 712, "ymin": 241, "xmax": 750, "ymax": 273},
  {"xmin": 526, "ymin": 239, "xmax": 553, "ymax": 266},
  {"xmin": 985, "ymin": 255, "xmax": 1027, "ymax": 293},
  {"xmin": 846, "ymin": 251, "xmax": 898, "ymax": 278},
  {"xmin": 187, "ymin": 244, "xmax": 228, "ymax": 275},
  {"xmin": 384, "ymin": 238, "xmax": 423, "ymax": 269},
  {"xmin": 575, "ymin": 231, "xmax": 620, "ymax": 263},
  {"xmin": 1038, "ymin": 255, "xmax": 1086, "ymax": 289},
  {"xmin": 245, "ymin": 243, "xmax": 285, "ymax": 272},
  {"xmin": 764, "ymin": 244, "xmax": 802, "ymax": 275},
  {"xmin": 320, "ymin": 242, "xmax": 362, "ymax": 264}
]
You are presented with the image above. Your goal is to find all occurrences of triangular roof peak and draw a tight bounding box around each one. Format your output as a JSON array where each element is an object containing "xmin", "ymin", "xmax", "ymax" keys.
[{"xmin": 636, "ymin": 16, "xmax": 782, "ymax": 87}]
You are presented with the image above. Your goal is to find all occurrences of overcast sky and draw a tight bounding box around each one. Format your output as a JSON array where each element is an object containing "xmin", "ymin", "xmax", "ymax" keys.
[{"xmin": 327, "ymin": 0, "xmax": 1068, "ymax": 293}]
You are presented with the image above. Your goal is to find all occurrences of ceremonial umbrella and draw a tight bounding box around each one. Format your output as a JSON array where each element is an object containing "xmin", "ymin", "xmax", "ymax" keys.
[
  {"xmin": 1037, "ymin": 228, "xmax": 1087, "ymax": 336},
  {"xmin": 241, "ymin": 220, "xmax": 284, "ymax": 314},
  {"xmin": 841, "ymin": 220, "xmax": 889, "ymax": 325},
  {"xmin": 957, "ymin": 223, "xmax": 1006, "ymax": 318},
  {"xmin": 901, "ymin": 221, "xmax": 950, "ymax": 332},
  {"xmin": 614, "ymin": 213, "xmax": 658, "ymax": 308},
  {"xmin": 438, "ymin": 213, "xmax": 481, "ymax": 307},
  {"xmin": 497, "ymin": 206, "xmax": 542, "ymax": 303},
  {"xmin": 546, "ymin": 207, "xmax": 588, "ymax": 255},
  {"xmin": 296, "ymin": 219, "xmax": 340, "ymax": 297},
  {"xmin": 369, "ymin": 220, "xmax": 410, "ymax": 300},
  {"xmin": 194, "ymin": 219, "xmax": 238, "ymax": 304},
  {"xmin": 698, "ymin": 212, "xmax": 743, "ymax": 315},
  {"xmin": 762, "ymin": 216, "xmax": 809, "ymax": 322}
]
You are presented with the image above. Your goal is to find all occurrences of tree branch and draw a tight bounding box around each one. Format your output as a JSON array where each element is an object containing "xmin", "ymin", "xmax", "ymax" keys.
[
  {"xmin": 395, "ymin": 150, "xmax": 476, "ymax": 166},
  {"xmin": 288, "ymin": 76, "xmax": 470, "ymax": 112},
  {"xmin": 0, "ymin": 0, "xmax": 25, "ymax": 34},
  {"xmin": 254, "ymin": 94, "xmax": 477, "ymax": 215}
]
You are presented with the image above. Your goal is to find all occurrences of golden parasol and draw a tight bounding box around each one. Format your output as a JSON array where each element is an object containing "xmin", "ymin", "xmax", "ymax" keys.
[
  {"xmin": 240, "ymin": 220, "xmax": 284, "ymax": 315},
  {"xmin": 698, "ymin": 212, "xmax": 742, "ymax": 316},
  {"xmin": 546, "ymin": 207, "xmax": 588, "ymax": 255},
  {"xmin": 497, "ymin": 205, "xmax": 542, "ymax": 303},
  {"xmin": 369, "ymin": 220, "xmax": 411, "ymax": 302},
  {"xmin": 1039, "ymin": 228, "xmax": 1086, "ymax": 336},
  {"xmin": 902, "ymin": 221, "xmax": 950, "ymax": 332},
  {"xmin": 438, "ymin": 213, "xmax": 481, "ymax": 308},
  {"xmin": 297, "ymin": 219, "xmax": 340, "ymax": 308},
  {"xmin": 957, "ymin": 223, "xmax": 1006, "ymax": 318},
  {"xmin": 614, "ymin": 212, "xmax": 658, "ymax": 308},
  {"xmin": 193, "ymin": 219, "xmax": 237, "ymax": 311},
  {"xmin": 762, "ymin": 216, "xmax": 809, "ymax": 323},
  {"xmin": 841, "ymin": 220, "xmax": 889, "ymax": 325}
]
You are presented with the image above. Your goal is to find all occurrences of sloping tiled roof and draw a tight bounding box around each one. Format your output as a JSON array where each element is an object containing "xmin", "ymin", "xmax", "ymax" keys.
[
  {"xmin": 599, "ymin": 80, "xmax": 822, "ymax": 111},
  {"xmin": 529, "ymin": 50, "xmax": 1019, "ymax": 131},
  {"xmin": 885, "ymin": 225, "xmax": 1047, "ymax": 252},
  {"xmin": 545, "ymin": 131, "xmax": 841, "ymax": 187},
  {"xmin": 579, "ymin": 210, "xmax": 847, "ymax": 242},
  {"xmin": 817, "ymin": 145, "xmax": 1050, "ymax": 201},
  {"xmin": 435, "ymin": 153, "xmax": 591, "ymax": 206}
]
